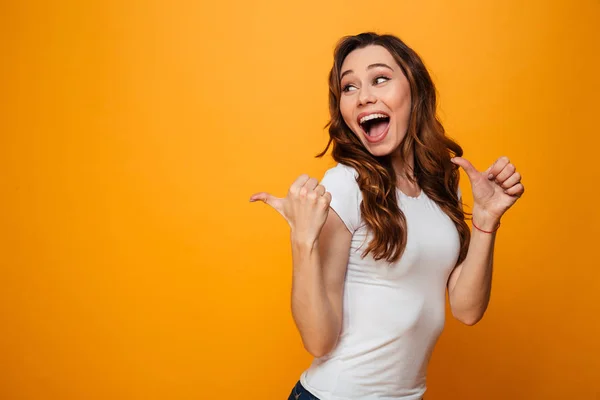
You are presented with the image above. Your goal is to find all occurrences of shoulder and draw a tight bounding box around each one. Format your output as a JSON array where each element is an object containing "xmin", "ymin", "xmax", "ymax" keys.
[
  {"xmin": 321, "ymin": 162, "xmax": 359, "ymax": 183},
  {"xmin": 319, "ymin": 163, "xmax": 362, "ymax": 232},
  {"xmin": 320, "ymin": 163, "xmax": 361, "ymax": 196}
]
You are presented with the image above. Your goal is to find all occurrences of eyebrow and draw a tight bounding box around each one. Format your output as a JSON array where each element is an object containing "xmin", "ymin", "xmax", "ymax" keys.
[{"xmin": 340, "ymin": 63, "xmax": 394, "ymax": 80}]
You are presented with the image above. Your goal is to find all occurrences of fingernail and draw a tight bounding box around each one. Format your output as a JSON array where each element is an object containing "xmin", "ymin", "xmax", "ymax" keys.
[{"xmin": 488, "ymin": 174, "xmax": 494, "ymax": 180}]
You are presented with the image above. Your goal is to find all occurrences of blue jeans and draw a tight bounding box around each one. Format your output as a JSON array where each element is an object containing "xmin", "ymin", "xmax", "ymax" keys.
[
  {"xmin": 288, "ymin": 381, "xmax": 320, "ymax": 400},
  {"xmin": 287, "ymin": 380, "xmax": 424, "ymax": 400}
]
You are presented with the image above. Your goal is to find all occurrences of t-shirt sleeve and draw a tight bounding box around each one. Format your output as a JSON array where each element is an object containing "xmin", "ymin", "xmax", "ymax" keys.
[{"xmin": 319, "ymin": 164, "xmax": 362, "ymax": 233}]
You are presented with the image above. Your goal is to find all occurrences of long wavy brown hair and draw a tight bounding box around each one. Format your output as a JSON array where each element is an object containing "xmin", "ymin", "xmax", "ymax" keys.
[{"xmin": 317, "ymin": 32, "xmax": 471, "ymax": 266}]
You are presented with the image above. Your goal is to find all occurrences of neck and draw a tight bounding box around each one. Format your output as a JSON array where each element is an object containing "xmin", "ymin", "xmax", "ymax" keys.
[{"xmin": 390, "ymin": 148, "xmax": 416, "ymax": 182}]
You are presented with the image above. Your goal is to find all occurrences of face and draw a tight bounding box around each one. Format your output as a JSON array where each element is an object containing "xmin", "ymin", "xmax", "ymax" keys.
[{"xmin": 339, "ymin": 45, "xmax": 412, "ymax": 157}]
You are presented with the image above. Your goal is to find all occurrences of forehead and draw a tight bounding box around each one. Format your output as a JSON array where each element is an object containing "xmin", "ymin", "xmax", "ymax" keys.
[{"xmin": 340, "ymin": 45, "xmax": 396, "ymax": 73}]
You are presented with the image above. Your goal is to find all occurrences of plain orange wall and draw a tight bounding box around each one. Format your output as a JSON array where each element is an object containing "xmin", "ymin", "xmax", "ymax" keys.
[{"xmin": 1, "ymin": 0, "xmax": 599, "ymax": 399}]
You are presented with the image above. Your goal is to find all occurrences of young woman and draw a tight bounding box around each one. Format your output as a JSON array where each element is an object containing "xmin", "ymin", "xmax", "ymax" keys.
[{"xmin": 250, "ymin": 32, "xmax": 524, "ymax": 400}]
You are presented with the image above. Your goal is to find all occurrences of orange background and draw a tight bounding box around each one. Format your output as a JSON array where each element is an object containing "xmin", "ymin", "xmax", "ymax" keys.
[{"xmin": 1, "ymin": 0, "xmax": 599, "ymax": 399}]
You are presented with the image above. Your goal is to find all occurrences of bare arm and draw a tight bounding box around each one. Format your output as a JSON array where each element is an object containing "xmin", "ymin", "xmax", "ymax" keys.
[
  {"xmin": 447, "ymin": 155, "xmax": 524, "ymax": 325},
  {"xmin": 249, "ymin": 174, "xmax": 352, "ymax": 358},
  {"xmin": 291, "ymin": 209, "xmax": 351, "ymax": 357},
  {"xmin": 447, "ymin": 204, "xmax": 498, "ymax": 325}
]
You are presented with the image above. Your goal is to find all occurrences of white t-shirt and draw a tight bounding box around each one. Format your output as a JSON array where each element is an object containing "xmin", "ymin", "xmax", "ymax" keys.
[{"xmin": 299, "ymin": 163, "xmax": 462, "ymax": 400}]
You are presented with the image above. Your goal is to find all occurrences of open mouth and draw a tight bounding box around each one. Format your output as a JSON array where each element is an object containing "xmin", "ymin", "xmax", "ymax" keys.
[{"xmin": 358, "ymin": 113, "xmax": 390, "ymax": 137}]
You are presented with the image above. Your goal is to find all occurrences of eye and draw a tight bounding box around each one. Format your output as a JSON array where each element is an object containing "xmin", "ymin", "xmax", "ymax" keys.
[
  {"xmin": 341, "ymin": 75, "xmax": 389, "ymax": 92},
  {"xmin": 374, "ymin": 75, "xmax": 389, "ymax": 85},
  {"xmin": 342, "ymin": 84, "xmax": 356, "ymax": 93}
]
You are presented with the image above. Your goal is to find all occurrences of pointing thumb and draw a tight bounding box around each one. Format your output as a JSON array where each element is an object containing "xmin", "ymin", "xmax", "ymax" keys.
[{"xmin": 451, "ymin": 157, "xmax": 480, "ymax": 181}]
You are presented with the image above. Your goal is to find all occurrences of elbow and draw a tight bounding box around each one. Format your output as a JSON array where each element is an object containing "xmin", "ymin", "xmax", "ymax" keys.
[
  {"xmin": 304, "ymin": 342, "xmax": 332, "ymax": 358},
  {"xmin": 303, "ymin": 337, "xmax": 337, "ymax": 358},
  {"xmin": 450, "ymin": 297, "xmax": 489, "ymax": 326},
  {"xmin": 452, "ymin": 308, "xmax": 486, "ymax": 326},
  {"xmin": 457, "ymin": 314, "xmax": 482, "ymax": 326},
  {"xmin": 305, "ymin": 346, "xmax": 327, "ymax": 358}
]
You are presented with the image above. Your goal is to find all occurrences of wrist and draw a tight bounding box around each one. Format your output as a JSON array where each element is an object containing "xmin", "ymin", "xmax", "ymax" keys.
[
  {"xmin": 291, "ymin": 233, "xmax": 318, "ymax": 253},
  {"xmin": 472, "ymin": 208, "xmax": 501, "ymax": 232}
]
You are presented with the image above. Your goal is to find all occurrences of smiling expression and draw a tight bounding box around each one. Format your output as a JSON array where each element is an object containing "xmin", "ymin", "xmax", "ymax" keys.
[{"xmin": 339, "ymin": 45, "xmax": 412, "ymax": 157}]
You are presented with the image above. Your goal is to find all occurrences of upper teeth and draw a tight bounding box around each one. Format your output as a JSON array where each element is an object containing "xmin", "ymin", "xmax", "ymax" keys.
[{"xmin": 360, "ymin": 113, "xmax": 388, "ymax": 124}]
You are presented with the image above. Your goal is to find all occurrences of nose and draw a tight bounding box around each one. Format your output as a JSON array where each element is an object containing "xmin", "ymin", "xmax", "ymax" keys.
[{"xmin": 358, "ymin": 86, "xmax": 376, "ymax": 106}]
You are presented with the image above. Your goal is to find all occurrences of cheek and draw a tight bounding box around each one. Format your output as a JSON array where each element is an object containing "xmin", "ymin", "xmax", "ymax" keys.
[
  {"xmin": 399, "ymin": 85, "xmax": 412, "ymax": 114},
  {"xmin": 389, "ymin": 94, "xmax": 411, "ymax": 125},
  {"xmin": 380, "ymin": 78, "xmax": 408, "ymax": 105},
  {"xmin": 387, "ymin": 85, "xmax": 411, "ymax": 111},
  {"xmin": 399, "ymin": 95, "xmax": 411, "ymax": 118},
  {"xmin": 339, "ymin": 100, "xmax": 354, "ymax": 128}
]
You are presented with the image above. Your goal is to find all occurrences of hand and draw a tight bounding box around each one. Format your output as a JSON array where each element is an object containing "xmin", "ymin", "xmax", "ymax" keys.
[
  {"xmin": 249, "ymin": 174, "xmax": 332, "ymax": 245},
  {"xmin": 451, "ymin": 156, "xmax": 524, "ymax": 226}
]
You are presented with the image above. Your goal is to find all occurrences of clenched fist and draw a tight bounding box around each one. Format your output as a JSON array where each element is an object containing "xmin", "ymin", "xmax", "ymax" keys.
[{"xmin": 250, "ymin": 174, "xmax": 332, "ymax": 245}]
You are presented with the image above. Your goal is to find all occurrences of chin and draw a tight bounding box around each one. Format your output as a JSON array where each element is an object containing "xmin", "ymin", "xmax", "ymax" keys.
[
  {"xmin": 361, "ymin": 136, "xmax": 403, "ymax": 158},
  {"xmin": 365, "ymin": 145, "xmax": 394, "ymax": 157}
]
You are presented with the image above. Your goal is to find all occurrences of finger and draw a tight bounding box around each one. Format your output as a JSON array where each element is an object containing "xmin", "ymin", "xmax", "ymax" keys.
[
  {"xmin": 314, "ymin": 184, "xmax": 326, "ymax": 197},
  {"xmin": 484, "ymin": 159, "xmax": 497, "ymax": 175},
  {"xmin": 451, "ymin": 157, "xmax": 480, "ymax": 181},
  {"xmin": 494, "ymin": 163, "xmax": 516, "ymax": 185},
  {"xmin": 249, "ymin": 192, "xmax": 269, "ymax": 202},
  {"xmin": 500, "ymin": 172, "xmax": 521, "ymax": 189},
  {"xmin": 504, "ymin": 183, "xmax": 524, "ymax": 197},
  {"xmin": 319, "ymin": 191, "xmax": 332, "ymax": 208},
  {"xmin": 297, "ymin": 177, "xmax": 319, "ymax": 199},
  {"xmin": 302, "ymin": 177, "xmax": 319, "ymax": 192},
  {"xmin": 289, "ymin": 174, "xmax": 311, "ymax": 196},
  {"xmin": 249, "ymin": 192, "xmax": 285, "ymax": 212},
  {"xmin": 305, "ymin": 179, "xmax": 323, "ymax": 203},
  {"xmin": 487, "ymin": 156, "xmax": 510, "ymax": 180}
]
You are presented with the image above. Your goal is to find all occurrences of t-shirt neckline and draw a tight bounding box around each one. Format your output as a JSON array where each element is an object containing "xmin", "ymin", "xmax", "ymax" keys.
[{"xmin": 397, "ymin": 187, "xmax": 425, "ymax": 200}]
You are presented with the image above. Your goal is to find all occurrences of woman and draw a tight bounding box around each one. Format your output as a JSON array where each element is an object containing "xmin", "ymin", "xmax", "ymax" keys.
[{"xmin": 250, "ymin": 32, "xmax": 524, "ymax": 400}]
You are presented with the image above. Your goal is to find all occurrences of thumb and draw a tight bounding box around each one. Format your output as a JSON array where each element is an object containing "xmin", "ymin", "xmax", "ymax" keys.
[
  {"xmin": 451, "ymin": 157, "xmax": 480, "ymax": 181},
  {"xmin": 249, "ymin": 192, "xmax": 285, "ymax": 215}
]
